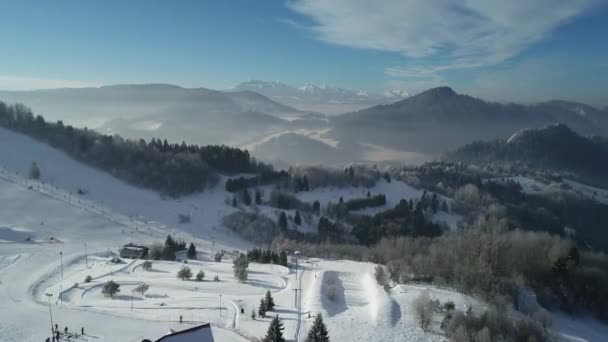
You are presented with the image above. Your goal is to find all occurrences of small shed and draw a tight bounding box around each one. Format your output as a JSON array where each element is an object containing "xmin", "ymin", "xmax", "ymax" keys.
[{"xmin": 120, "ymin": 243, "xmax": 149, "ymax": 259}]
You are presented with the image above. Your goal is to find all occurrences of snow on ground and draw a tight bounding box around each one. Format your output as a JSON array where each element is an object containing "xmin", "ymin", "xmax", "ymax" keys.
[
  {"xmin": 0, "ymin": 127, "xmax": 605, "ymax": 341},
  {"xmin": 0, "ymin": 126, "xmax": 249, "ymax": 251},
  {"xmin": 553, "ymin": 312, "xmax": 608, "ymax": 342},
  {"xmin": 297, "ymin": 258, "xmax": 480, "ymax": 342},
  {"xmin": 0, "ymin": 177, "xmax": 247, "ymax": 342},
  {"xmin": 295, "ymin": 178, "xmax": 422, "ymax": 214},
  {"xmin": 294, "ymin": 178, "xmax": 461, "ymax": 229},
  {"xmin": 488, "ymin": 176, "xmax": 608, "ymax": 205},
  {"xmin": 563, "ymin": 179, "xmax": 608, "ymax": 205}
]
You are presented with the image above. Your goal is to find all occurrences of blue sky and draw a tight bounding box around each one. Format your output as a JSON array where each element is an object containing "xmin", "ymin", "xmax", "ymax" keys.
[{"xmin": 1, "ymin": 0, "xmax": 607, "ymax": 106}]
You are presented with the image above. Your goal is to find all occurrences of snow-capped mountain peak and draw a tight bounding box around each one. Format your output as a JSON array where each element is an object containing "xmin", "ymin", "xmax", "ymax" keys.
[
  {"xmin": 234, "ymin": 80, "xmax": 292, "ymax": 90},
  {"xmin": 384, "ymin": 89, "xmax": 410, "ymax": 99},
  {"xmin": 233, "ymin": 80, "xmax": 410, "ymax": 108}
]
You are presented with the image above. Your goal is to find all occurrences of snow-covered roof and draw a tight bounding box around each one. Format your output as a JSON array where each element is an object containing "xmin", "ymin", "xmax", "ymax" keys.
[{"xmin": 155, "ymin": 323, "xmax": 213, "ymax": 342}]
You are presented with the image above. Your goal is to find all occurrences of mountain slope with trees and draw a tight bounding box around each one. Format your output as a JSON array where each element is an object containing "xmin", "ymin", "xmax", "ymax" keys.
[
  {"xmin": 0, "ymin": 101, "xmax": 277, "ymax": 196},
  {"xmin": 446, "ymin": 124, "xmax": 608, "ymax": 186},
  {"xmin": 329, "ymin": 87, "xmax": 608, "ymax": 155}
]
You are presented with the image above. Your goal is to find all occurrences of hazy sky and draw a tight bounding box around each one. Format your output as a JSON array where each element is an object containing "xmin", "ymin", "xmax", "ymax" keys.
[{"xmin": 1, "ymin": 0, "xmax": 607, "ymax": 106}]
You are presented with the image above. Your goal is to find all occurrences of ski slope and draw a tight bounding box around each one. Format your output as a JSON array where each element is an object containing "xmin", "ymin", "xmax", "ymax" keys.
[{"xmin": 0, "ymin": 127, "xmax": 606, "ymax": 341}]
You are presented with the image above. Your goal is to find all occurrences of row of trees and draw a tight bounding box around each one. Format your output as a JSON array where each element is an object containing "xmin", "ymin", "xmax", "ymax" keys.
[
  {"xmin": 149, "ymin": 235, "xmax": 187, "ymax": 261},
  {"xmin": 257, "ymin": 290, "xmax": 276, "ymax": 317},
  {"xmin": 273, "ymin": 213, "xmax": 608, "ymax": 322},
  {"xmin": 352, "ymin": 199, "xmax": 442, "ymax": 245},
  {"xmin": 233, "ymin": 254, "xmax": 249, "ymax": 283},
  {"xmin": 176, "ymin": 266, "xmax": 206, "ymax": 281},
  {"xmin": 225, "ymin": 171, "xmax": 290, "ymax": 193},
  {"xmin": 344, "ymin": 193, "xmax": 387, "ymax": 211},
  {"xmin": 247, "ymin": 248, "xmax": 288, "ymax": 266},
  {"xmin": 260, "ymin": 314, "xmax": 329, "ymax": 342},
  {"xmin": 0, "ymin": 101, "xmax": 273, "ymax": 196}
]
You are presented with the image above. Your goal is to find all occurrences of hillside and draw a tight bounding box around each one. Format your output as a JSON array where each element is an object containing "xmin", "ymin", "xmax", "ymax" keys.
[
  {"xmin": 0, "ymin": 123, "xmax": 475, "ymax": 342},
  {"xmin": 446, "ymin": 124, "xmax": 608, "ymax": 185},
  {"xmin": 0, "ymin": 84, "xmax": 326, "ymax": 148},
  {"xmin": 0, "ymin": 101, "xmax": 281, "ymax": 196},
  {"xmin": 329, "ymin": 87, "xmax": 608, "ymax": 155}
]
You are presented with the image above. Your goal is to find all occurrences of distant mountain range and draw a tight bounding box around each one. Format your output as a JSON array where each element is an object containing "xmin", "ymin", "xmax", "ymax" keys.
[
  {"xmin": 0, "ymin": 84, "xmax": 325, "ymax": 147},
  {"xmin": 446, "ymin": 124, "xmax": 608, "ymax": 185},
  {"xmin": 329, "ymin": 86, "xmax": 608, "ymax": 155},
  {"xmin": 232, "ymin": 80, "xmax": 409, "ymax": 114},
  {"xmin": 1, "ymin": 83, "xmax": 607, "ymax": 168}
]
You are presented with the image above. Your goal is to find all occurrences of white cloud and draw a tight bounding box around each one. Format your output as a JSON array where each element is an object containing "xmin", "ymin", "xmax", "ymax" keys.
[
  {"xmin": 287, "ymin": 0, "xmax": 598, "ymax": 87},
  {"xmin": 466, "ymin": 56, "xmax": 608, "ymax": 107},
  {"xmin": 0, "ymin": 75, "xmax": 99, "ymax": 90}
]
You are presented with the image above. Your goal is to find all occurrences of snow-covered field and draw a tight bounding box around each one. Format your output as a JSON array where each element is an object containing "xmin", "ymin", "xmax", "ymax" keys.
[
  {"xmin": 488, "ymin": 176, "xmax": 608, "ymax": 205},
  {"xmin": 0, "ymin": 127, "xmax": 606, "ymax": 341}
]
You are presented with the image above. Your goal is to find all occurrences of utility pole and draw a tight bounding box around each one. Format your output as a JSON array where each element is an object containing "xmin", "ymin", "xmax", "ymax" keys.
[
  {"xmin": 84, "ymin": 243, "xmax": 88, "ymax": 268},
  {"xmin": 131, "ymin": 289, "xmax": 135, "ymax": 311},
  {"xmin": 59, "ymin": 251, "xmax": 63, "ymax": 305},
  {"xmin": 59, "ymin": 251, "xmax": 63, "ymax": 280},
  {"xmin": 293, "ymin": 287, "xmax": 303, "ymax": 342},
  {"xmin": 45, "ymin": 293, "xmax": 54, "ymax": 337},
  {"xmin": 218, "ymin": 294, "xmax": 223, "ymax": 326}
]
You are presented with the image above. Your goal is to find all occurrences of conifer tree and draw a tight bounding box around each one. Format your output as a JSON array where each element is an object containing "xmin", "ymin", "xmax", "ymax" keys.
[
  {"xmin": 279, "ymin": 251, "xmax": 288, "ymax": 267},
  {"xmin": 262, "ymin": 315, "xmax": 285, "ymax": 342},
  {"xmin": 242, "ymin": 189, "xmax": 252, "ymax": 206},
  {"xmin": 278, "ymin": 211, "xmax": 288, "ymax": 231},
  {"xmin": 29, "ymin": 161, "xmax": 41, "ymax": 179},
  {"xmin": 294, "ymin": 210, "xmax": 302, "ymax": 225},
  {"xmin": 186, "ymin": 242, "xmax": 197, "ymax": 259},
  {"xmin": 165, "ymin": 234, "xmax": 176, "ymax": 249},
  {"xmin": 306, "ymin": 313, "xmax": 330, "ymax": 342},
  {"xmin": 312, "ymin": 200, "xmax": 321, "ymax": 215},
  {"xmin": 265, "ymin": 290, "xmax": 275, "ymax": 311},
  {"xmin": 258, "ymin": 297, "xmax": 268, "ymax": 317},
  {"xmin": 233, "ymin": 253, "xmax": 249, "ymax": 283},
  {"xmin": 255, "ymin": 190, "xmax": 263, "ymax": 205}
]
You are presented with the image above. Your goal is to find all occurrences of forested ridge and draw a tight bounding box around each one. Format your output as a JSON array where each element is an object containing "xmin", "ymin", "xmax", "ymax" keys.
[
  {"xmin": 0, "ymin": 101, "xmax": 275, "ymax": 196},
  {"xmin": 446, "ymin": 124, "xmax": 608, "ymax": 186}
]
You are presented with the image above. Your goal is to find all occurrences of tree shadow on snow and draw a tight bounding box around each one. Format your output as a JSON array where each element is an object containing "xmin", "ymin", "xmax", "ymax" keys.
[
  {"xmin": 246, "ymin": 279, "xmax": 283, "ymax": 290},
  {"xmin": 145, "ymin": 293, "xmax": 168, "ymax": 299},
  {"xmin": 147, "ymin": 268, "xmax": 169, "ymax": 274},
  {"xmin": 111, "ymin": 295, "xmax": 144, "ymax": 301}
]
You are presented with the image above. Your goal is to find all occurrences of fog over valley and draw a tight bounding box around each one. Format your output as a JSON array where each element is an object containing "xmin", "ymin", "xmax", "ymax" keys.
[{"xmin": 1, "ymin": 2, "xmax": 608, "ymax": 342}]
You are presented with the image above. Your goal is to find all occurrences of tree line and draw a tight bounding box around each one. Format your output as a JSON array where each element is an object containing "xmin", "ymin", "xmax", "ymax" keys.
[
  {"xmin": 0, "ymin": 101, "xmax": 274, "ymax": 196},
  {"xmin": 247, "ymin": 248, "xmax": 288, "ymax": 266},
  {"xmin": 273, "ymin": 215, "xmax": 608, "ymax": 323},
  {"xmin": 352, "ymin": 198, "xmax": 442, "ymax": 245}
]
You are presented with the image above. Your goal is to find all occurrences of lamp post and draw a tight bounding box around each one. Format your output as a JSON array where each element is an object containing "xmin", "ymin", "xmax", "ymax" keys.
[
  {"xmin": 218, "ymin": 294, "xmax": 223, "ymax": 326},
  {"xmin": 84, "ymin": 243, "xmax": 88, "ymax": 268},
  {"xmin": 59, "ymin": 251, "xmax": 63, "ymax": 280},
  {"xmin": 131, "ymin": 289, "xmax": 135, "ymax": 311},
  {"xmin": 45, "ymin": 293, "xmax": 54, "ymax": 337},
  {"xmin": 59, "ymin": 251, "xmax": 64, "ymax": 305}
]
